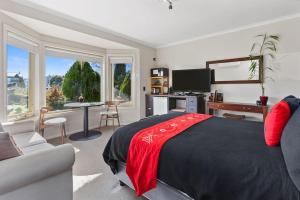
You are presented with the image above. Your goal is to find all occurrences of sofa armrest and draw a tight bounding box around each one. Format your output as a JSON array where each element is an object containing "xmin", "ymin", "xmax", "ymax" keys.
[
  {"xmin": 0, "ymin": 144, "xmax": 75, "ymax": 195},
  {"xmin": 2, "ymin": 120, "xmax": 35, "ymax": 135}
]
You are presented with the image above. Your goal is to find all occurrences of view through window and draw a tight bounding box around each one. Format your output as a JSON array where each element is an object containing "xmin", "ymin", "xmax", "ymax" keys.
[
  {"xmin": 46, "ymin": 56, "xmax": 102, "ymax": 111},
  {"xmin": 112, "ymin": 63, "xmax": 132, "ymax": 103},
  {"xmin": 7, "ymin": 44, "xmax": 31, "ymax": 119}
]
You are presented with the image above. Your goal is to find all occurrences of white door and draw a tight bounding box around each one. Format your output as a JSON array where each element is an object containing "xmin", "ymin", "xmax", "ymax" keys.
[{"xmin": 153, "ymin": 97, "xmax": 168, "ymax": 115}]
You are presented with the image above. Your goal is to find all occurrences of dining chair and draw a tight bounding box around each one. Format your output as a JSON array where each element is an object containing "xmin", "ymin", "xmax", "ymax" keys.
[
  {"xmin": 39, "ymin": 107, "xmax": 67, "ymax": 144},
  {"xmin": 99, "ymin": 101, "xmax": 121, "ymax": 129}
]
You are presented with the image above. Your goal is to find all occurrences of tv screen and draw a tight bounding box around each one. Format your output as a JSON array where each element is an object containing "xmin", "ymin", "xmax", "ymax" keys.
[{"xmin": 172, "ymin": 69, "xmax": 211, "ymax": 92}]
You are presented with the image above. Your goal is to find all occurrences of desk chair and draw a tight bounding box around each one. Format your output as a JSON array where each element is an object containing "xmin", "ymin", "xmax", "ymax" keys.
[
  {"xmin": 99, "ymin": 101, "xmax": 121, "ymax": 129},
  {"xmin": 39, "ymin": 107, "xmax": 67, "ymax": 144}
]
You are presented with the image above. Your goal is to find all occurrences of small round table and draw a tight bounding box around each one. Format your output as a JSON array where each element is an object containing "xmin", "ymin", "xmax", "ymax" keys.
[{"xmin": 64, "ymin": 102, "xmax": 104, "ymax": 141}]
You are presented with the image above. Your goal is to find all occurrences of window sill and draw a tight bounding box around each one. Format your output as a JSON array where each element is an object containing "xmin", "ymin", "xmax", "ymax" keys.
[
  {"xmin": 6, "ymin": 104, "xmax": 136, "ymax": 122},
  {"xmin": 118, "ymin": 103, "xmax": 135, "ymax": 109},
  {"xmin": 46, "ymin": 106, "xmax": 105, "ymax": 117},
  {"xmin": 8, "ymin": 112, "xmax": 34, "ymax": 122}
]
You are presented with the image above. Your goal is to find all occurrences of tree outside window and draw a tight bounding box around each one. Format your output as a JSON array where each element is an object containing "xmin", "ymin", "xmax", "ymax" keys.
[
  {"xmin": 46, "ymin": 56, "xmax": 102, "ymax": 111},
  {"xmin": 112, "ymin": 63, "xmax": 132, "ymax": 103}
]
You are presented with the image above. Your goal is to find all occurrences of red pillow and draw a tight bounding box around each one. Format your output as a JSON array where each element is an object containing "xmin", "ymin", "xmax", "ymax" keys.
[{"xmin": 264, "ymin": 101, "xmax": 291, "ymax": 146}]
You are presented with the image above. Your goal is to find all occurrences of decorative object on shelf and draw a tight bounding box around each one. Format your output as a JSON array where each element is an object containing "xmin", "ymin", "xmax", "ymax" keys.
[
  {"xmin": 216, "ymin": 93, "xmax": 223, "ymax": 102},
  {"xmin": 208, "ymin": 90, "xmax": 223, "ymax": 102},
  {"xmin": 78, "ymin": 95, "xmax": 84, "ymax": 103},
  {"xmin": 150, "ymin": 68, "xmax": 169, "ymax": 95},
  {"xmin": 249, "ymin": 33, "xmax": 280, "ymax": 106},
  {"xmin": 208, "ymin": 93, "xmax": 214, "ymax": 102},
  {"xmin": 223, "ymin": 113, "xmax": 245, "ymax": 120},
  {"xmin": 260, "ymin": 96, "xmax": 268, "ymax": 106},
  {"xmin": 214, "ymin": 90, "xmax": 218, "ymax": 102},
  {"xmin": 256, "ymin": 100, "xmax": 262, "ymax": 106},
  {"xmin": 151, "ymin": 68, "xmax": 169, "ymax": 77}
]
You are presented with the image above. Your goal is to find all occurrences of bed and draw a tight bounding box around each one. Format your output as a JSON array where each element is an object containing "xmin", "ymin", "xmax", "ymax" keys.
[{"xmin": 103, "ymin": 112, "xmax": 300, "ymax": 200}]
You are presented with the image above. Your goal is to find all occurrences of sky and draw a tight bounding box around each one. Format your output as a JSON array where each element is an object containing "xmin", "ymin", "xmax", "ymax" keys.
[
  {"xmin": 7, "ymin": 44, "xmax": 132, "ymax": 78},
  {"xmin": 46, "ymin": 56, "xmax": 76, "ymax": 76},
  {"xmin": 7, "ymin": 44, "xmax": 29, "ymax": 78},
  {"xmin": 46, "ymin": 57, "xmax": 104, "ymax": 76}
]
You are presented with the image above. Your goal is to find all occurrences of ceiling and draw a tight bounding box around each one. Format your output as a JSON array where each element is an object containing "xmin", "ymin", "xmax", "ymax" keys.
[
  {"xmin": 6, "ymin": 0, "xmax": 300, "ymax": 48},
  {"xmin": 2, "ymin": 11, "xmax": 133, "ymax": 50}
]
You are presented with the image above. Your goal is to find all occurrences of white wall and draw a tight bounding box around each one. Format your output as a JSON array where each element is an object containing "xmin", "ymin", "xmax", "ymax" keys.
[{"xmin": 156, "ymin": 17, "xmax": 300, "ymax": 120}]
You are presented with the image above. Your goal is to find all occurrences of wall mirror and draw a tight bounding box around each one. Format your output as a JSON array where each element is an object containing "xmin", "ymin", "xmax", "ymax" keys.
[{"xmin": 206, "ymin": 56, "xmax": 263, "ymax": 84}]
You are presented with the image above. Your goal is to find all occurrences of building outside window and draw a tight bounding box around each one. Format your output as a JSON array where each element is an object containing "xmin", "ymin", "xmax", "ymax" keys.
[{"xmin": 6, "ymin": 44, "xmax": 32, "ymax": 120}]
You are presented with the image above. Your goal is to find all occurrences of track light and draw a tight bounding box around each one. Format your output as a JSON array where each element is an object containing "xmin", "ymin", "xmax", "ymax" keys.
[
  {"xmin": 169, "ymin": 2, "xmax": 173, "ymax": 10},
  {"xmin": 162, "ymin": 0, "xmax": 174, "ymax": 10}
]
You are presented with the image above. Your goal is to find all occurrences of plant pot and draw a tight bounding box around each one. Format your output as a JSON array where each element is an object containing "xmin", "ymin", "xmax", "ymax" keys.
[{"xmin": 260, "ymin": 96, "xmax": 268, "ymax": 106}]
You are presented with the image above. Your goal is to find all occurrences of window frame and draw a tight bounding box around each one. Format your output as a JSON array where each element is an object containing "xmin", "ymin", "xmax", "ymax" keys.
[
  {"xmin": 2, "ymin": 25, "xmax": 39, "ymax": 121},
  {"xmin": 0, "ymin": 23, "xmax": 138, "ymax": 122},
  {"xmin": 44, "ymin": 45, "xmax": 105, "ymax": 113}
]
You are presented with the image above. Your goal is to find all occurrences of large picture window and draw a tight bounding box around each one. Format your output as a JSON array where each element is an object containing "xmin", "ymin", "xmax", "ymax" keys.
[
  {"xmin": 110, "ymin": 57, "xmax": 133, "ymax": 104},
  {"xmin": 6, "ymin": 44, "xmax": 32, "ymax": 120},
  {"xmin": 45, "ymin": 54, "xmax": 103, "ymax": 111}
]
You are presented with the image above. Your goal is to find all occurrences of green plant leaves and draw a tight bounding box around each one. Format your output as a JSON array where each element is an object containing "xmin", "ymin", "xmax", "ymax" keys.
[
  {"xmin": 62, "ymin": 61, "xmax": 101, "ymax": 102},
  {"xmin": 248, "ymin": 61, "xmax": 257, "ymax": 80},
  {"xmin": 249, "ymin": 33, "xmax": 280, "ymax": 95}
]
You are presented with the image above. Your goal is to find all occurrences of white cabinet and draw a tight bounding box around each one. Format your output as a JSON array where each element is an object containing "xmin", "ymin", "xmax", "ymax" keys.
[{"xmin": 153, "ymin": 97, "xmax": 168, "ymax": 115}]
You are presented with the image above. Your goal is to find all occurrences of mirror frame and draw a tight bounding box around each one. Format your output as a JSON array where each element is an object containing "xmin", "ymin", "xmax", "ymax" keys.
[{"xmin": 206, "ymin": 56, "xmax": 263, "ymax": 84}]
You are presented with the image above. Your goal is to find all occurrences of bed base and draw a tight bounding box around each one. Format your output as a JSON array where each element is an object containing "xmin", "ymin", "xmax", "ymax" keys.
[{"xmin": 116, "ymin": 162, "xmax": 193, "ymax": 200}]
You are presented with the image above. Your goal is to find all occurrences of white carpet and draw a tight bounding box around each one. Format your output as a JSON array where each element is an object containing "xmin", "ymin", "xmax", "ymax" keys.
[{"xmin": 49, "ymin": 127, "xmax": 146, "ymax": 200}]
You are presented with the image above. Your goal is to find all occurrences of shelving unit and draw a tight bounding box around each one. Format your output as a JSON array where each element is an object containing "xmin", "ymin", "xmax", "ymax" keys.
[{"xmin": 150, "ymin": 68, "xmax": 169, "ymax": 95}]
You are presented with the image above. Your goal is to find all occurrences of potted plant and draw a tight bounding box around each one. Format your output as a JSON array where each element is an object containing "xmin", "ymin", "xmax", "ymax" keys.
[{"xmin": 249, "ymin": 33, "xmax": 280, "ymax": 106}]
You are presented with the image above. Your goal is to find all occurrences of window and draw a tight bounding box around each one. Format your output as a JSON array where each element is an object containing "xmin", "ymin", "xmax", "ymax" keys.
[
  {"xmin": 110, "ymin": 57, "xmax": 133, "ymax": 104},
  {"xmin": 6, "ymin": 44, "xmax": 32, "ymax": 120},
  {"xmin": 45, "ymin": 54, "xmax": 103, "ymax": 111}
]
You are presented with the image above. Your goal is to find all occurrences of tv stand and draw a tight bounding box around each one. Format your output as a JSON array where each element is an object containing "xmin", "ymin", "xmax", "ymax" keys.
[{"xmin": 145, "ymin": 94, "xmax": 206, "ymax": 116}]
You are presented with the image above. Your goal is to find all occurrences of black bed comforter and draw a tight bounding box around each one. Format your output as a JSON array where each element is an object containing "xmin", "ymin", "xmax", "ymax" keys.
[{"xmin": 103, "ymin": 112, "xmax": 300, "ymax": 200}]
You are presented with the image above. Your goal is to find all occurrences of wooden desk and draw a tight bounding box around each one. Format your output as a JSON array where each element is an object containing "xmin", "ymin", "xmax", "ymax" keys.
[
  {"xmin": 145, "ymin": 94, "xmax": 206, "ymax": 116},
  {"xmin": 207, "ymin": 101, "xmax": 268, "ymax": 121}
]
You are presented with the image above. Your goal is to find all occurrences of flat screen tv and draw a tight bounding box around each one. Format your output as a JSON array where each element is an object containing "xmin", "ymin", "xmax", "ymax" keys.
[{"xmin": 172, "ymin": 69, "xmax": 212, "ymax": 92}]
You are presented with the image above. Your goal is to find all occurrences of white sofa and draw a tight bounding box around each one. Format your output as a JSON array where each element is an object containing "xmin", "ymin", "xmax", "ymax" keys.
[{"xmin": 0, "ymin": 120, "xmax": 75, "ymax": 200}]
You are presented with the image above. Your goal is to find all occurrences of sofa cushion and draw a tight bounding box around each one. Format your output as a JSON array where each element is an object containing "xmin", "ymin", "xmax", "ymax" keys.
[
  {"xmin": 1, "ymin": 120, "xmax": 35, "ymax": 135},
  {"xmin": 11, "ymin": 132, "xmax": 47, "ymax": 148},
  {"xmin": 281, "ymin": 106, "xmax": 300, "ymax": 192},
  {"xmin": 0, "ymin": 132, "xmax": 21, "ymax": 161},
  {"xmin": 21, "ymin": 143, "xmax": 54, "ymax": 154}
]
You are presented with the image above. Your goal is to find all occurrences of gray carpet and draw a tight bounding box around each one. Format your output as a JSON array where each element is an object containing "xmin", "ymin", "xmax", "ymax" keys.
[{"xmin": 49, "ymin": 127, "xmax": 146, "ymax": 200}]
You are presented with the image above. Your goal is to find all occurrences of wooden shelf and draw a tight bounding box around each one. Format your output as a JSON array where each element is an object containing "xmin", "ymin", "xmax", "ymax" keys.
[
  {"xmin": 150, "ymin": 68, "xmax": 169, "ymax": 95},
  {"xmin": 207, "ymin": 101, "xmax": 268, "ymax": 121}
]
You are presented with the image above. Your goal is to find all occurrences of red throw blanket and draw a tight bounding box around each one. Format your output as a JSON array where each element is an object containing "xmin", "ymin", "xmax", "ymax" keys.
[{"xmin": 126, "ymin": 113, "xmax": 212, "ymax": 196}]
